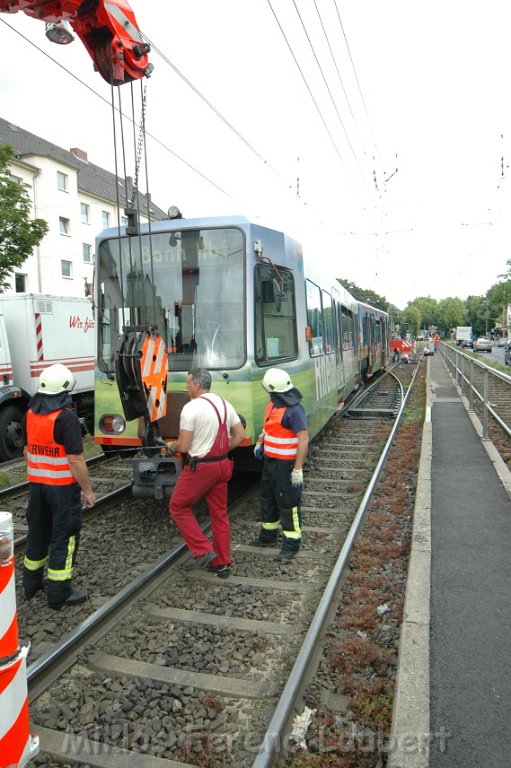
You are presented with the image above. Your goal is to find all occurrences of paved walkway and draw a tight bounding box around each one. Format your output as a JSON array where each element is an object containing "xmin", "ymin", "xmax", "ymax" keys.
[{"xmin": 389, "ymin": 349, "xmax": 511, "ymax": 768}]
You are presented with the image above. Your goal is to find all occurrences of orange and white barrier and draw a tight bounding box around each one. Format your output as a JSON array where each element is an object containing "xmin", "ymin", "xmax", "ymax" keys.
[
  {"xmin": 140, "ymin": 333, "xmax": 168, "ymax": 422},
  {"xmin": 0, "ymin": 512, "xmax": 39, "ymax": 768}
]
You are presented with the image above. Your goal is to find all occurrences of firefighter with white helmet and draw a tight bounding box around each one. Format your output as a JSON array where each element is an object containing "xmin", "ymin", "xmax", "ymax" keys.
[
  {"xmin": 22, "ymin": 363, "xmax": 95, "ymax": 608},
  {"xmin": 251, "ymin": 368, "xmax": 309, "ymax": 559}
]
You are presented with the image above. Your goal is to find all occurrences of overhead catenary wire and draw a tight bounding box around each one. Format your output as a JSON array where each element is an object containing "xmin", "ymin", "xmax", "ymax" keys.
[
  {"xmin": 0, "ymin": 16, "xmax": 340, "ymax": 227},
  {"xmin": 140, "ymin": 32, "xmax": 291, "ymax": 190},
  {"xmin": 289, "ymin": 0, "xmax": 369, "ymax": 191},
  {"xmin": 0, "ymin": 12, "xmax": 375, "ymax": 235},
  {"xmin": 0, "ymin": 18, "xmax": 241, "ymax": 209},
  {"xmin": 332, "ymin": 0, "xmax": 377, "ymax": 149},
  {"xmin": 265, "ymin": 0, "xmax": 352, "ymax": 182}
]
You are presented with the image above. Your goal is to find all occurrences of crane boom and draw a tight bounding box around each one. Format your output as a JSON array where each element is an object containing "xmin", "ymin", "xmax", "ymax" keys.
[{"xmin": 0, "ymin": 0, "xmax": 151, "ymax": 83}]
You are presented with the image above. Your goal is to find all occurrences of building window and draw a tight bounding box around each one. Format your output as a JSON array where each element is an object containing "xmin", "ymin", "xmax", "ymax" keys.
[
  {"xmin": 57, "ymin": 171, "xmax": 68, "ymax": 191},
  {"xmin": 15, "ymin": 274, "xmax": 26, "ymax": 292},
  {"xmin": 61, "ymin": 260, "xmax": 72, "ymax": 278},
  {"xmin": 120, "ymin": 215, "xmax": 128, "ymax": 227},
  {"xmin": 80, "ymin": 203, "xmax": 90, "ymax": 224},
  {"xmin": 83, "ymin": 243, "xmax": 92, "ymax": 263},
  {"xmin": 102, "ymin": 210, "xmax": 110, "ymax": 229},
  {"xmin": 9, "ymin": 174, "xmax": 22, "ymax": 185},
  {"xmin": 59, "ymin": 217, "xmax": 70, "ymax": 235}
]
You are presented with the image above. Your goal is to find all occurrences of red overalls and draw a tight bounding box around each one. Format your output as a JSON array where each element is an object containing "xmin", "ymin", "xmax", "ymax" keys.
[{"xmin": 170, "ymin": 397, "xmax": 234, "ymax": 567}]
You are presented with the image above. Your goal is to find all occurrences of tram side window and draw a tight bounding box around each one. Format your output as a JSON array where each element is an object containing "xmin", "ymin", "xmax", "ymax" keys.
[
  {"xmin": 306, "ymin": 280, "xmax": 324, "ymax": 356},
  {"xmin": 374, "ymin": 320, "xmax": 381, "ymax": 344},
  {"xmin": 322, "ymin": 290, "xmax": 335, "ymax": 353},
  {"xmin": 332, "ymin": 300, "xmax": 343, "ymax": 358},
  {"xmin": 341, "ymin": 306, "xmax": 353, "ymax": 350},
  {"xmin": 255, "ymin": 265, "xmax": 297, "ymax": 364}
]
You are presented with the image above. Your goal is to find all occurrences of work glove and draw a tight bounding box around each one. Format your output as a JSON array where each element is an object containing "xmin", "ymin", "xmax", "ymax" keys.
[
  {"xmin": 291, "ymin": 468, "xmax": 303, "ymax": 488},
  {"xmin": 254, "ymin": 442, "xmax": 263, "ymax": 460}
]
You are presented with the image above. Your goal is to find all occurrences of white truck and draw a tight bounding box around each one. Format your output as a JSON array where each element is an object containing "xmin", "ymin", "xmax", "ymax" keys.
[
  {"xmin": 455, "ymin": 326, "xmax": 473, "ymax": 347},
  {"xmin": 0, "ymin": 294, "xmax": 95, "ymax": 461}
]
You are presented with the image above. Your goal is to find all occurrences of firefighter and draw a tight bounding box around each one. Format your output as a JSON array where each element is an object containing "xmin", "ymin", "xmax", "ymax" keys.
[
  {"xmin": 169, "ymin": 368, "xmax": 246, "ymax": 578},
  {"xmin": 251, "ymin": 368, "xmax": 309, "ymax": 560},
  {"xmin": 22, "ymin": 363, "xmax": 95, "ymax": 608}
]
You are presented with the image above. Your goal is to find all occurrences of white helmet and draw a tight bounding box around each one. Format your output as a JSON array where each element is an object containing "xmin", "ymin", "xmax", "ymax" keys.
[
  {"xmin": 38, "ymin": 363, "xmax": 76, "ymax": 395},
  {"xmin": 262, "ymin": 368, "xmax": 294, "ymax": 393}
]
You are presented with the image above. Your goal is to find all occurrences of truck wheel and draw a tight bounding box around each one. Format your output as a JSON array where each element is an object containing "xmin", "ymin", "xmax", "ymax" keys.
[{"xmin": 0, "ymin": 405, "xmax": 25, "ymax": 461}]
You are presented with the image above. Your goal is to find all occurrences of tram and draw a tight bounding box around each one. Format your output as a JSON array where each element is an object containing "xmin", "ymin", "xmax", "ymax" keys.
[{"xmin": 93, "ymin": 213, "xmax": 389, "ymax": 497}]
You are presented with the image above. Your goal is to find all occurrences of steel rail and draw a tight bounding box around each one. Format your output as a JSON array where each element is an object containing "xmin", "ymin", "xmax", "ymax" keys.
[
  {"xmin": 27, "ymin": 540, "xmax": 187, "ymax": 688},
  {"xmin": 0, "ymin": 452, "xmax": 107, "ymax": 499},
  {"xmin": 251, "ymin": 360, "xmax": 421, "ymax": 767},
  {"xmin": 14, "ymin": 484, "xmax": 132, "ymax": 553},
  {"xmin": 27, "ymin": 482, "xmax": 257, "ymax": 690},
  {"xmin": 439, "ymin": 344, "xmax": 511, "ymax": 439}
]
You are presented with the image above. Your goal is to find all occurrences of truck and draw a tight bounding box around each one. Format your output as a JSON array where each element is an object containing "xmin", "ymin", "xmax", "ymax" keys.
[
  {"xmin": 455, "ymin": 326, "xmax": 473, "ymax": 347},
  {"xmin": 0, "ymin": 294, "xmax": 95, "ymax": 461}
]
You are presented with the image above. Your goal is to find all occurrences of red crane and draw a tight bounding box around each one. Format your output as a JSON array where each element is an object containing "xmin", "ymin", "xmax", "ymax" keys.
[{"xmin": 0, "ymin": 0, "xmax": 151, "ymax": 84}]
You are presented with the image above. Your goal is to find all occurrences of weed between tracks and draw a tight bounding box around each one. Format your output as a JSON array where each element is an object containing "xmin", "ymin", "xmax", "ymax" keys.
[{"xmin": 280, "ymin": 362, "xmax": 427, "ymax": 767}]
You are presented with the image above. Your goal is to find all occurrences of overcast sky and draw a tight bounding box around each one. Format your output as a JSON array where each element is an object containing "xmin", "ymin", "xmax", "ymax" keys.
[{"xmin": 1, "ymin": 1, "xmax": 511, "ymax": 309}]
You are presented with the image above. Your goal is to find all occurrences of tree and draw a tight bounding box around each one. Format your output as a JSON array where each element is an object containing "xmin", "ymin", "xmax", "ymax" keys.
[
  {"xmin": 336, "ymin": 278, "xmax": 389, "ymax": 312},
  {"xmin": 437, "ymin": 297, "xmax": 466, "ymax": 334},
  {"xmin": 406, "ymin": 306, "xmax": 422, "ymax": 337},
  {"xmin": 0, "ymin": 144, "xmax": 48, "ymax": 292},
  {"xmin": 404, "ymin": 296, "xmax": 440, "ymax": 331},
  {"xmin": 465, "ymin": 295, "xmax": 487, "ymax": 337},
  {"xmin": 486, "ymin": 279, "xmax": 511, "ymax": 331}
]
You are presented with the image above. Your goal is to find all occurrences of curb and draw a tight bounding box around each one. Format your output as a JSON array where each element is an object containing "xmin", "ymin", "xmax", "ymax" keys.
[
  {"xmin": 388, "ymin": 352, "xmax": 511, "ymax": 767},
  {"xmin": 387, "ymin": 359, "xmax": 431, "ymax": 768}
]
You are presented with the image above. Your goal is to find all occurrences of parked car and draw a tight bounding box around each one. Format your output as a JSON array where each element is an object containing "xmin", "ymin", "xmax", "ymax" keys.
[
  {"xmin": 497, "ymin": 337, "xmax": 507, "ymax": 347},
  {"xmin": 473, "ymin": 337, "xmax": 493, "ymax": 352},
  {"xmin": 423, "ymin": 346, "xmax": 434, "ymax": 356}
]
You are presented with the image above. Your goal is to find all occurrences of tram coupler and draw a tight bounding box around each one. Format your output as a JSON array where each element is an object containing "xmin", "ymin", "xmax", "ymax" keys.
[{"xmin": 130, "ymin": 455, "xmax": 182, "ymax": 500}]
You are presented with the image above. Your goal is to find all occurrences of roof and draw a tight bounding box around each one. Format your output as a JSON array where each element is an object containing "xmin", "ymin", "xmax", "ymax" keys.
[{"xmin": 0, "ymin": 116, "xmax": 168, "ymax": 220}]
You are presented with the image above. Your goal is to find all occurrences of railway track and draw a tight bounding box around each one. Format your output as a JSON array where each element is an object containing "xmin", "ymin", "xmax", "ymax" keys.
[
  {"xmin": 19, "ymin": 360, "xmax": 423, "ymax": 768},
  {"xmin": 439, "ymin": 344, "xmax": 511, "ymax": 468},
  {"xmin": 4, "ymin": 454, "xmax": 134, "ymax": 548}
]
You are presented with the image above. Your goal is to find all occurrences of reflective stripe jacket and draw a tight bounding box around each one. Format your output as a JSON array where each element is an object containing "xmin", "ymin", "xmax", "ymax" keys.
[
  {"xmin": 26, "ymin": 409, "xmax": 75, "ymax": 485},
  {"xmin": 262, "ymin": 403, "xmax": 298, "ymax": 460}
]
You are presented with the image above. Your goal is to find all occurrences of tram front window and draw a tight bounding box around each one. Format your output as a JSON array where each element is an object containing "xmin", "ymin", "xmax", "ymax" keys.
[{"xmin": 97, "ymin": 227, "xmax": 245, "ymax": 372}]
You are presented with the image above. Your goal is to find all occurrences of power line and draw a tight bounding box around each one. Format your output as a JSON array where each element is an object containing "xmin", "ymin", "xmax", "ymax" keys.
[
  {"xmin": 142, "ymin": 33, "xmax": 291, "ymax": 189},
  {"xmin": 266, "ymin": 0, "xmax": 351, "ymax": 180},
  {"xmin": 332, "ymin": 0, "xmax": 376, "ymax": 146},
  {"xmin": 291, "ymin": 0, "xmax": 368, "ymax": 188},
  {"xmin": 0, "ymin": 18, "xmax": 243, "ymax": 207}
]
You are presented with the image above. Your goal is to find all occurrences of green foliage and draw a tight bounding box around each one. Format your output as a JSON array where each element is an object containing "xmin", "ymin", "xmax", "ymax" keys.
[
  {"xmin": 0, "ymin": 144, "xmax": 49, "ymax": 292},
  {"xmin": 465, "ymin": 295, "xmax": 487, "ymax": 336},
  {"xmin": 437, "ymin": 296, "xmax": 466, "ymax": 330},
  {"xmin": 336, "ymin": 278, "xmax": 389, "ymax": 312},
  {"xmin": 404, "ymin": 296, "xmax": 439, "ymax": 330},
  {"xmin": 486, "ymin": 279, "xmax": 511, "ymax": 328},
  {"xmin": 334, "ymin": 265, "xmax": 511, "ymax": 338}
]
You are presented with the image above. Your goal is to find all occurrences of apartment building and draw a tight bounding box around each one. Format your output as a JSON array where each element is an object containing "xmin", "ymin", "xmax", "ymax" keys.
[{"xmin": 0, "ymin": 116, "xmax": 167, "ymax": 296}]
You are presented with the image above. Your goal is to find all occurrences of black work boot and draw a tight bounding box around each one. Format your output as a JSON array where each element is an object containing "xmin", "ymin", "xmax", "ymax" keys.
[
  {"xmin": 249, "ymin": 538, "xmax": 278, "ymax": 547},
  {"xmin": 49, "ymin": 587, "xmax": 88, "ymax": 609}
]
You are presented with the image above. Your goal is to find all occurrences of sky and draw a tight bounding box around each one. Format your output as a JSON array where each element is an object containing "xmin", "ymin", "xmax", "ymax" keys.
[{"xmin": 1, "ymin": 1, "xmax": 511, "ymax": 310}]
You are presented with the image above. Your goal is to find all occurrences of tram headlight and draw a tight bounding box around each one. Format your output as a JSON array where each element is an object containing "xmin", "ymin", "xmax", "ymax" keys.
[
  {"xmin": 99, "ymin": 414, "xmax": 126, "ymax": 434},
  {"xmin": 168, "ymin": 205, "xmax": 183, "ymax": 220}
]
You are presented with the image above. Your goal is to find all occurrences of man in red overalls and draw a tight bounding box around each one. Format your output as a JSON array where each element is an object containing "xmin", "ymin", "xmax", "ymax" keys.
[{"xmin": 169, "ymin": 369, "xmax": 246, "ymax": 578}]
